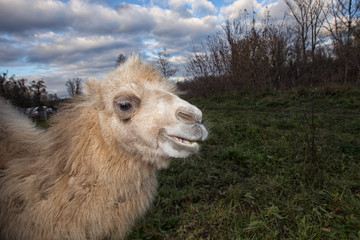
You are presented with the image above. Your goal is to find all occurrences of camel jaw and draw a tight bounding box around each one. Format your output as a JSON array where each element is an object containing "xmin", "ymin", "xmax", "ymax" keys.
[{"xmin": 158, "ymin": 127, "xmax": 207, "ymax": 158}]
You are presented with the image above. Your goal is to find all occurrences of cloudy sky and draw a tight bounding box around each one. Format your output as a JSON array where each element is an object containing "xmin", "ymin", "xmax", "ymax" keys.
[{"xmin": 0, "ymin": 0, "xmax": 288, "ymax": 97}]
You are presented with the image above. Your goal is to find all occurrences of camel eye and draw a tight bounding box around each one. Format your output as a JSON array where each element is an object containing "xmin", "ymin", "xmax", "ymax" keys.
[
  {"xmin": 114, "ymin": 95, "xmax": 141, "ymax": 120},
  {"xmin": 118, "ymin": 102, "xmax": 132, "ymax": 111}
]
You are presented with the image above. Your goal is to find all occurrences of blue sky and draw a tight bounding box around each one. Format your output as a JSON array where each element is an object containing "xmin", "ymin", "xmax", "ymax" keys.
[{"xmin": 0, "ymin": 0, "xmax": 287, "ymax": 97}]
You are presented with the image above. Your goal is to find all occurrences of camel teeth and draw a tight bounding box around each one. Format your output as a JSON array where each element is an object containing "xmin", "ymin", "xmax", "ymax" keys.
[{"xmin": 171, "ymin": 136, "xmax": 194, "ymax": 145}]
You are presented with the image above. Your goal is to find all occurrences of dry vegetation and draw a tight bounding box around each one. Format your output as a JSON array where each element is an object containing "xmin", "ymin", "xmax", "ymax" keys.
[{"xmin": 180, "ymin": 0, "xmax": 360, "ymax": 97}]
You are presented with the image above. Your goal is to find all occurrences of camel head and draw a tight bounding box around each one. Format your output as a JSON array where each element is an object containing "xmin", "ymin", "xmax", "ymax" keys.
[{"xmin": 84, "ymin": 55, "xmax": 208, "ymax": 167}]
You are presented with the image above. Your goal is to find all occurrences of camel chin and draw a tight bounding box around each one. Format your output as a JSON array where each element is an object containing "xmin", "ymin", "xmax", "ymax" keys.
[{"xmin": 158, "ymin": 124, "xmax": 208, "ymax": 158}]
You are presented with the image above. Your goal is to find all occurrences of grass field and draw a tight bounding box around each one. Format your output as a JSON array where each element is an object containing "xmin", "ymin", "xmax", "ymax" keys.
[{"xmin": 128, "ymin": 87, "xmax": 360, "ymax": 239}]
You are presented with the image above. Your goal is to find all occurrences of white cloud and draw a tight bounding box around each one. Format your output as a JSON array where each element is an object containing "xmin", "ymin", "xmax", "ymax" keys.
[
  {"xmin": 220, "ymin": 0, "xmax": 262, "ymax": 19},
  {"xmin": 28, "ymin": 33, "xmax": 137, "ymax": 65},
  {"xmin": 168, "ymin": 55, "xmax": 188, "ymax": 65},
  {"xmin": 191, "ymin": 0, "xmax": 217, "ymax": 15},
  {"xmin": 0, "ymin": 0, "xmax": 156, "ymax": 35},
  {"xmin": 0, "ymin": 0, "xmax": 69, "ymax": 32},
  {"xmin": 150, "ymin": 7, "xmax": 219, "ymax": 44},
  {"xmin": 69, "ymin": 1, "xmax": 156, "ymax": 34},
  {"xmin": 34, "ymin": 31, "xmax": 57, "ymax": 39},
  {"xmin": 259, "ymin": 0, "xmax": 288, "ymax": 19},
  {"xmin": 168, "ymin": 0, "xmax": 217, "ymax": 17},
  {"xmin": 2, "ymin": 0, "xmax": 294, "ymax": 95},
  {"xmin": 0, "ymin": 36, "xmax": 26, "ymax": 64}
]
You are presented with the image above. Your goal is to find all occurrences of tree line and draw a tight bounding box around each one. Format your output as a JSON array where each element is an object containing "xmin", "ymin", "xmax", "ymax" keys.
[
  {"xmin": 0, "ymin": 72, "xmax": 58, "ymax": 108},
  {"xmin": 0, "ymin": 72, "xmax": 85, "ymax": 108},
  {"xmin": 179, "ymin": 0, "xmax": 360, "ymax": 97},
  {"xmin": 0, "ymin": 49, "xmax": 177, "ymax": 109}
]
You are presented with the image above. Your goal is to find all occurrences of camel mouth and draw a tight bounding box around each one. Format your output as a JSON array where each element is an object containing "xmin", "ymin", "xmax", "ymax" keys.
[
  {"xmin": 158, "ymin": 128, "xmax": 205, "ymax": 158},
  {"xmin": 162, "ymin": 133, "xmax": 200, "ymax": 152},
  {"xmin": 169, "ymin": 135, "xmax": 199, "ymax": 147}
]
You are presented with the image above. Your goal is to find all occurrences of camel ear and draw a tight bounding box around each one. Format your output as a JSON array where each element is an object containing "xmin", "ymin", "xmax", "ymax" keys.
[
  {"xmin": 127, "ymin": 54, "xmax": 140, "ymax": 65},
  {"xmin": 83, "ymin": 79, "xmax": 100, "ymax": 96},
  {"xmin": 83, "ymin": 79, "xmax": 103, "ymax": 107}
]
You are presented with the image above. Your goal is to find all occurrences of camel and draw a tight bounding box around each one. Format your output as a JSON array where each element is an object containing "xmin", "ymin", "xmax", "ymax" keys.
[{"xmin": 0, "ymin": 55, "xmax": 208, "ymax": 240}]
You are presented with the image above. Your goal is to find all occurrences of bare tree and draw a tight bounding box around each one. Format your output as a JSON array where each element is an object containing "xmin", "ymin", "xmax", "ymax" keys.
[
  {"xmin": 265, "ymin": 21, "xmax": 292, "ymax": 89},
  {"xmin": 66, "ymin": 78, "xmax": 82, "ymax": 98},
  {"xmin": 30, "ymin": 80, "xmax": 47, "ymax": 106},
  {"xmin": 326, "ymin": 0, "xmax": 360, "ymax": 44},
  {"xmin": 286, "ymin": 0, "xmax": 328, "ymax": 62},
  {"xmin": 325, "ymin": 0, "xmax": 360, "ymax": 83},
  {"xmin": 0, "ymin": 72, "xmax": 7, "ymax": 96},
  {"xmin": 186, "ymin": 11, "xmax": 292, "ymax": 94},
  {"xmin": 156, "ymin": 49, "xmax": 178, "ymax": 79},
  {"xmin": 186, "ymin": 33, "xmax": 229, "ymax": 77},
  {"xmin": 115, "ymin": 53, "xmax": 127, "ymax": 67}
]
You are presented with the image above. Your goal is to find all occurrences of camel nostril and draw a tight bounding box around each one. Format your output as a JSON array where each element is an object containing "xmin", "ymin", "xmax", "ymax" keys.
[
  {"xmin": 176, "ymin": 108, "xmax": 202, "ymax": 124},
  {"xmin": 176, "ymin": 110, "xmax": 196, "ymax": 124}
]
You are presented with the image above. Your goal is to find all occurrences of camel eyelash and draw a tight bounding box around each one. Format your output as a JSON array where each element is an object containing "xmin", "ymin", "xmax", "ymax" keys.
[{"xmin": 114, "ymin": 95, "xmax": 141, "ymax": 119}]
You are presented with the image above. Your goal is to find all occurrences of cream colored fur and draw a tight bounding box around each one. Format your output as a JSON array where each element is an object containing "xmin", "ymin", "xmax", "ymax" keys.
[{"xmin": 0, "ymin": 56, "xmax": 207, "ymax": 240}]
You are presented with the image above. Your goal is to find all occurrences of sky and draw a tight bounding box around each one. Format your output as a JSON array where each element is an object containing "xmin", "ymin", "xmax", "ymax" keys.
[{"xmin": 0, "ymin": 0, "xmax": 288, "ymax": 97}]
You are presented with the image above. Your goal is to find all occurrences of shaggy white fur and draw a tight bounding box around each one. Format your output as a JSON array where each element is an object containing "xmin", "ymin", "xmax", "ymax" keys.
[{"xmin": 0, "ymin": 56, "xmax": 207, "ymax": 240}]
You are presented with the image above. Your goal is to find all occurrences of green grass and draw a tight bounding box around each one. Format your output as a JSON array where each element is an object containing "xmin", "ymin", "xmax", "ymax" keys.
[{"xmin": 129, "ymin": 88, "xmax": 360, "ymax": 239}]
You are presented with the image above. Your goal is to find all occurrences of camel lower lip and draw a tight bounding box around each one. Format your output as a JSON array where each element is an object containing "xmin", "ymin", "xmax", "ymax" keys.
[{"xmin": 169, "ymin": 135, "xmax": 199, "ymax": 147}]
